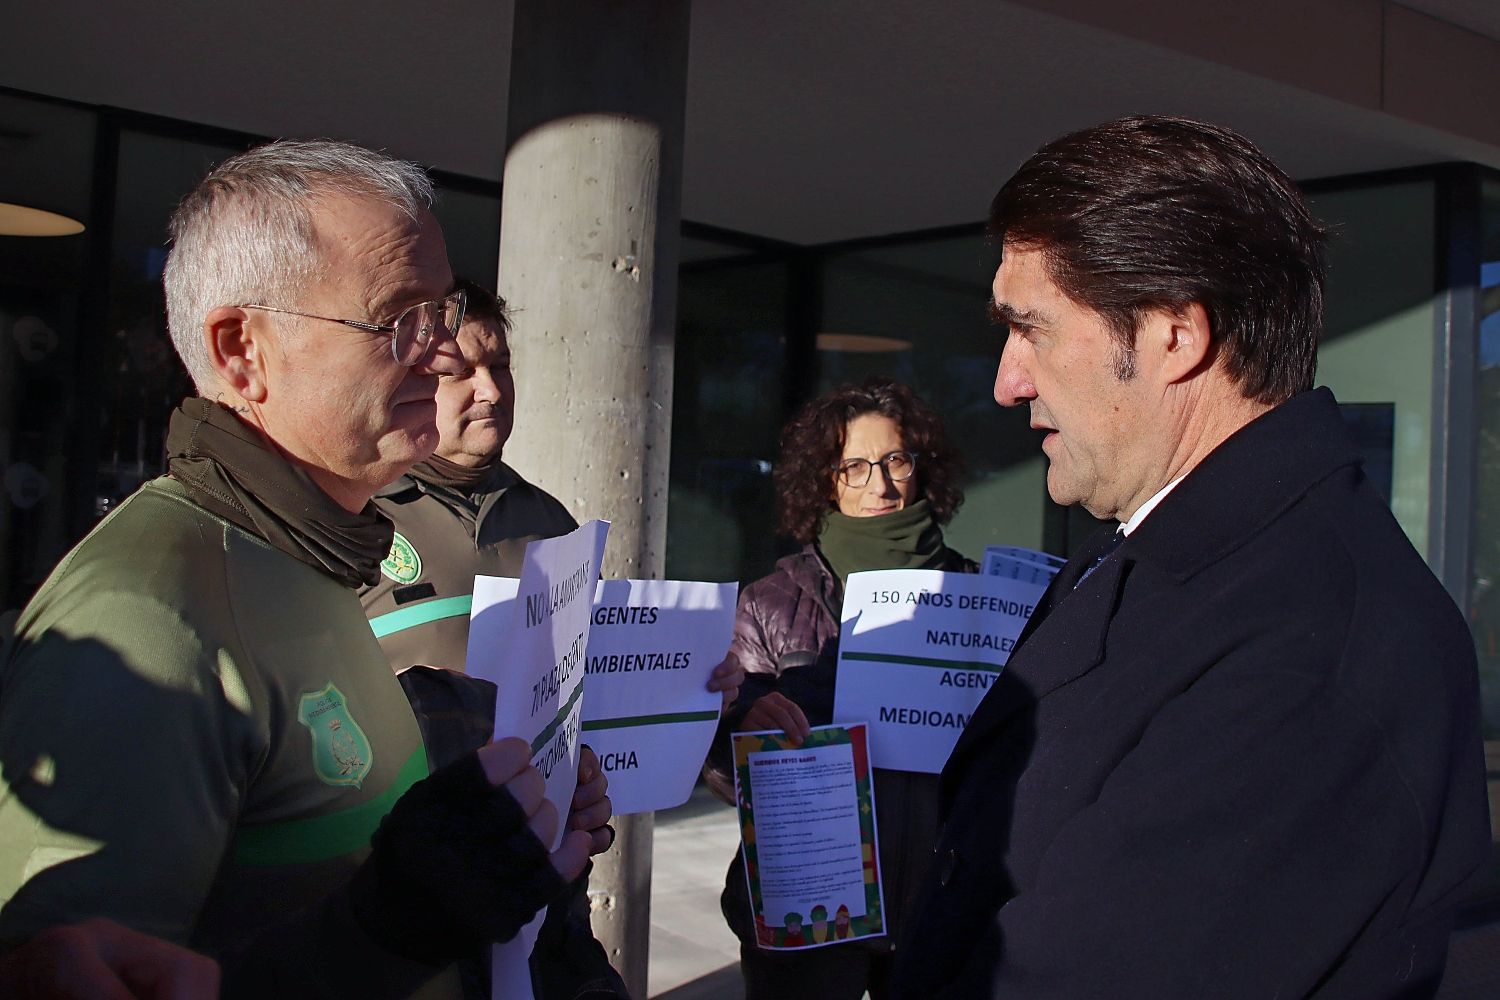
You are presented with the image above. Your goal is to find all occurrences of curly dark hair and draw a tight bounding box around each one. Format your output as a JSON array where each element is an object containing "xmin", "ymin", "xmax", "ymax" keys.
[{"xmin": 775, "ymin": 376, "xmax": 965, "ymax": 544}]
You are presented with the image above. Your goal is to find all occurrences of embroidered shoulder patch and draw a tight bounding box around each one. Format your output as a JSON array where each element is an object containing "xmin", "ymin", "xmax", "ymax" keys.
[
  {"xmin": 297, "ymin": 684, "xmax": 374, "ymax": 788},
  {"xmin": 381, "ymin": 532, "xmax": 422, "ymax": 584}
]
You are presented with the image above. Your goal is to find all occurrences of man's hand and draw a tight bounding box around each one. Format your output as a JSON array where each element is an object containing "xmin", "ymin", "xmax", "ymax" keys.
[
  {"xmin": 0, "ymin": 918, "xmax": 220, "ymax": 1000},
  {"xmin": 476, "ymin": 737, "xmax": 595, "ymax": 883},
  {"xmin": 353, "ymin": 736, "xmax": 576, "ymax": 963},
  {"xmin": 737, "ymin": 692, "xmax": 811, "ymax": 746},
  {"xmin": 569, "ymin": 745, "xmax": 615, "ymax": 856},
  {"xmin": 706, "ymin": 656, "xmax": 745, "ymax": 710}
]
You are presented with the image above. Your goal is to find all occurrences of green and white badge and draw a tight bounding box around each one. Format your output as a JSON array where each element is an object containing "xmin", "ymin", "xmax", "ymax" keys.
[
  {"xmin": 297, "ymin": 683, "xmax": 374, "ymax": 788},
  {"xmin": 380, "ymin": 531, "xmax": 422, "ymax": 584}
]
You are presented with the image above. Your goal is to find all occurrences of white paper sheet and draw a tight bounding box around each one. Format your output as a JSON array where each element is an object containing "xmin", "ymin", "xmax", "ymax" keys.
[
  {"xmin": 832, "ymin": 567, "xmax": 1048, "ymax": 773},
  {"xmin": 466, "ymin": 520, "xmax": 610, "ymax": 1000},
  {"xmin": 581, "ymin": 579, "xmax": 737, "ymax": 814},
  {"xmin": 464, "ymin": 577, "xmax": 737, "ymax": 814}
]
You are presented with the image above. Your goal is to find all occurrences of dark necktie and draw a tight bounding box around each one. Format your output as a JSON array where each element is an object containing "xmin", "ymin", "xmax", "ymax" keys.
[
  {"xmin": 1074, "ymin": 529, "xmax": 1125, "ymax": 589},
  {"xmin": 1011, "ymin": 525, "xmax": 1125, "ymax": 651}
]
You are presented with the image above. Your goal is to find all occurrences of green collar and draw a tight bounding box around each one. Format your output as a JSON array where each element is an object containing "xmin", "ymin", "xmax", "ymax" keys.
[
  {"xmin": 817, "ymin": 499, "xmax": 947, "ymax": 592},
  {"xmin": 165, "ymin": 397, "xmax": 394, "ymax": 589}
]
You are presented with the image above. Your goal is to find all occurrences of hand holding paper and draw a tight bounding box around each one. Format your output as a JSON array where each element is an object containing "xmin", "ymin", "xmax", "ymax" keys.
[
  {"xmin": 731, "ymin": 724, "xmax": 887, "ymax": 950},
  {"xmin": 351, "ymin": 748, "xmax": 569, "ymax": 965},
  {"xmin": 707, "ymin": 655, "xmax": 746, "ymax": 709},
  {"xmin": 476, "ymin": 737, "xmax": 593, "ymax": 883},
  {"xmin": 739, "ymin": 692, "xmax": 811, "ymax": 746},
  {"xmin": 569, "ymin": 745, "xmax": 614, "ymax": 856},
  {"xmin": 466, "ymin": 520, "xmax": 610, "ymax": 1000},
  {"xmin": 467, "ymin": 571, "xmax": 736, "ymax": 820}
]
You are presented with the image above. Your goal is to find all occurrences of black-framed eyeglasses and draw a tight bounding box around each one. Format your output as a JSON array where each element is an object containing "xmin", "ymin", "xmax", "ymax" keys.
[
  {"xmin": 237, "ymin": 289, "xmax": 467, "ymax": 367},
  {"xmin": 835, "ymin": 450, "xmax": 918, "ymax": 488}
]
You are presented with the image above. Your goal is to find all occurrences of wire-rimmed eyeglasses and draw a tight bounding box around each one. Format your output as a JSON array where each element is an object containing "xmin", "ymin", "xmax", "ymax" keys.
[
  {"xmin": 236, "ymin": 289, "xmax": 467, "ymax": 367},
  {"xmin": 834, "ymin": 450, "xmax": 918, "ymax": 488}
]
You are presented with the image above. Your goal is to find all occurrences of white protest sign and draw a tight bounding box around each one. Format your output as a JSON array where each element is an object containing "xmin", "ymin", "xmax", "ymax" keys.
[
  {"xmin": 832, "ymin": 568, "xmax": 1046, "ymax": 774},
  {"xmin": 466, "ymin": 519, "xmax": 610, "ymax": 1000},
  {"xmin": 582, "ymin": 579, "xmax": 737, "ymax": 814},
  {"xmin": 463, "ymin": 578, "xmax": 738, "ymax": 815}
]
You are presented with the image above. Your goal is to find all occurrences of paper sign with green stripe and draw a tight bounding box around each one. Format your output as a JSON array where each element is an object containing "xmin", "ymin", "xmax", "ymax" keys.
[
  {"xmin": 576, "ymin": 579, "xmax": 738, "ymax": 815},
  {"xmin": 466, "ymin": 520, "xmax": 611, "ymax": 995},
  {"xmin": 831, "ymin": 565, "xmax": 1053, "ymax": 775},
  {"xmin": 467, "ymin": 574, "xmax": 739, "ymax": 816}
]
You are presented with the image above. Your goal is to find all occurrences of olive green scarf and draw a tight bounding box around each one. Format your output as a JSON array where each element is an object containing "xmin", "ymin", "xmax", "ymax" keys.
[
  {"xmin": 817, "ymin": 499, "xmax": 948, "ymax": 592},
  {"xmin": 165, "ymin": 397, "xmax": 394, "ymax": 589},
  {"xmin": 410, "ymin": 454, "xmax": 497, "ymax": 491}
]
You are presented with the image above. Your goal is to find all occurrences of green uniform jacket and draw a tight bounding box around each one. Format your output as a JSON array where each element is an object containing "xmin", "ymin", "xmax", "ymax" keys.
[
  {"xmin": 0, "ymin": 478, "xmax": 457, "ymax": 998},
  {"xmin": 363, "ymin": 463, "xmax": 577, "ymax": 676},
  {"xmin": 362, "ymin": 466, "xmax": 628, "ymax": 1000}
]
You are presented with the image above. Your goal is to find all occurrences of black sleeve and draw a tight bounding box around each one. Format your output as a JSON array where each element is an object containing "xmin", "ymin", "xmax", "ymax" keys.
[
  {"xmin": 223, "ymin": 752, "xmax": 569, "ymax": 999},
  {"xmin": 531, "ymin": 867, "xmax": 629, "ymax": 1000}
]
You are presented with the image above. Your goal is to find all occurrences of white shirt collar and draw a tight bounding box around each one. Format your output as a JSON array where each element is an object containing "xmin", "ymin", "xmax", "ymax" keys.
[{"xmin": 1120, "ymin": 476, "xmax": 1186, "ymax": 536}]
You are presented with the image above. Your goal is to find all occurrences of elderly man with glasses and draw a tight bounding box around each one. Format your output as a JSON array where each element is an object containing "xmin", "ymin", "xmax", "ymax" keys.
[{"xmin": 0, "ymin": 140, "xmax": 613, "ymax": 1000}]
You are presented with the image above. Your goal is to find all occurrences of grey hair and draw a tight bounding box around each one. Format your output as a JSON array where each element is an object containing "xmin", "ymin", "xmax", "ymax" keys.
[{"xmin": 162, "ymin": 139, "xmax": 435, "ymax": 390}]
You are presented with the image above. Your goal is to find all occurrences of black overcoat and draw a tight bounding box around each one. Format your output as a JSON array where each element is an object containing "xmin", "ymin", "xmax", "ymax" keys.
[{"xmin": 894, "ymin": 388, "xmax": 1490, "ymax": 999}]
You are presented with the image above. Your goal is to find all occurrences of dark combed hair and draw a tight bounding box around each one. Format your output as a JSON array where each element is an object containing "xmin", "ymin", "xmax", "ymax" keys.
[
  {"xmin": 989, "ymin": 115, "xmax": 1327, "ymax": 405},
  {"xmin": 454, "ymin": 277, "xmax": 510, "ymax": 334},
  {"xmin": 775, "ymin": 376, "xmax": 965, "ymax": 544}
]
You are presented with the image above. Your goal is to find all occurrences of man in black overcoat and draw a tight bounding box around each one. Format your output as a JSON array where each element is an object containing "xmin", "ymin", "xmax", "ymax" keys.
[{"xmin": 894, "ymin": 115, "xmax": 1490, "ymax": 999}]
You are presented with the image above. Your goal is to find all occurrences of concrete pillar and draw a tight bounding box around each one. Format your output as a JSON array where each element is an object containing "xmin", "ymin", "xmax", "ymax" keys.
[{"xmin": 498, "ymin": 2, "xmax": 691, "ymax": 996}]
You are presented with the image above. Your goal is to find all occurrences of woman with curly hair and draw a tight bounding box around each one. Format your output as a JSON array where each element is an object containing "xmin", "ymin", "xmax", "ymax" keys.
[{"xmin": 708, "ymin": 375, "xmax": 974, "ymax": 1000}]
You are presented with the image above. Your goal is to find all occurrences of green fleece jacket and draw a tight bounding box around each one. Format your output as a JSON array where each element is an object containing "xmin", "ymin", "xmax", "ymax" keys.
[{"xmin": 0, "ymin": 477, "xmax": 459, "ymax": 998}]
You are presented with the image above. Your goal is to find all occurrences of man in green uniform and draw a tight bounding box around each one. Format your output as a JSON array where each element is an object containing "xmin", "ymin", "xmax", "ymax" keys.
[
  {"xmin": 364, "ymin": 279, "xmax": 582, "ymax": 720},
  {"xmin": 0, "ymin": 140, "xmax": 612, "ymax": 1000},
  {"xmin": 361, "ymin": 280, "xmax": 740, "ymax": 998},
  {"xmin": 365, "ymin": 280, "xmax": 742, "ymax": 720},
  {"xmin": 363, "ymin": 281, "xmax": 616, "ymax": 998}
]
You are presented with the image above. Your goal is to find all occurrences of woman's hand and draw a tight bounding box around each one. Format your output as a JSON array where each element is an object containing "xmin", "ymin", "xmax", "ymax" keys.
[
  {"xmin": 737, "ymin": 692, "xmax": 811, "ymax": 746},
  {"xmin": 706, "ymin": 656, "xmax": 745, "ymax": 711}
]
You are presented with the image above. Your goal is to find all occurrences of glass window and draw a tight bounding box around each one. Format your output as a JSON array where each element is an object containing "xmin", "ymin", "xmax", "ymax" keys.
[
  {"xmin": 0, "ymin": 94, "xmax": 96, "ymax": 616},
  {"xmin": 668, "ymin": 251, "xmax": 790, "ymax": 583},
  {"xmin": 1470, "ymin": 178, "xmax": 1500, "ymax": 741},
  {"xmin": 100, "ymin": 130, "xmax": 240, "ymax": 518},
  {"xmin": 1309, "ymin": 180, "xmax": 1439, "ymax": 557},
  {"xmin": 1468, "ymin": 176, "xmax": 1500, "ymax": 903},
  {"xmin": 432, "ymin": 184, "xmax": 502, "ymax": 287},
  {"xmin": 819, "ymin": 235, "xmax": 1047, "ymax": 559}
]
